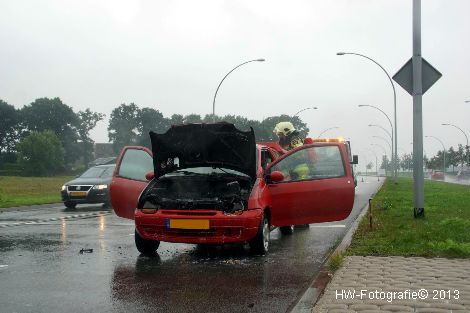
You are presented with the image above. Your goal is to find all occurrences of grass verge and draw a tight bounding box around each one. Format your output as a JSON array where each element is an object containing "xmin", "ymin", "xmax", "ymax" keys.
[
  {"xmin": 0, "ymin": 176, "xmax": 73, "ymax": 209},
  {"xmin": 348, "ymin": 177, "xmax": 470, "ymax": 258}
]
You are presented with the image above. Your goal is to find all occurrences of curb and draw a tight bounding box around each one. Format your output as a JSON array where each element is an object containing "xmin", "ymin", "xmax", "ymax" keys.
[{"xmin": 289, "ymin": 177, "xmax": 385, "ymax": 313}]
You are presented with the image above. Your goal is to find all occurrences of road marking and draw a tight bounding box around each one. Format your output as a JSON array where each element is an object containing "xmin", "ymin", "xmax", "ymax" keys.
[
  {"xmin": 309, "ymin": 224, "xmax": 346, "ymax": 228},
  {"xmin": 0, "ymin": 211, "xmax": 111, "ymax": 228},
  {"xmin": 0, "ymin": 265, "xmax": 8, "ymax": 268}
]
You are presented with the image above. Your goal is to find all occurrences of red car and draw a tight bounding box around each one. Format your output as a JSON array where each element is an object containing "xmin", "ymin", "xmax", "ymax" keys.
[
  {"xmin": 431, "ymin": 170, "xmax": 444, "ymax": 180},
  {"xmin": 110, "ymin": 123, "xmax": 356, "ymax": 255}
]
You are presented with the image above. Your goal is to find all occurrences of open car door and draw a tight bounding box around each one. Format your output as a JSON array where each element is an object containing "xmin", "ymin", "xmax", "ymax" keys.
[
  {"xmin": 267, "ymin": 144, "xmax": 355, "ymax": 227},
  {"xmin": 109, "ymin": 146, "xmax": 153, "ymax": 219}
]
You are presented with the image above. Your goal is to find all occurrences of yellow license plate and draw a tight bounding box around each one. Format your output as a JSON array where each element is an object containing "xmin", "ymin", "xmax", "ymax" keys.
[
  {"xmin": 169, "ymin": 219, "xmax": 210, "ymax": 230},
  {"xmin": 70, "ymin": 191, "xmax": 87, "ymax": 197}
]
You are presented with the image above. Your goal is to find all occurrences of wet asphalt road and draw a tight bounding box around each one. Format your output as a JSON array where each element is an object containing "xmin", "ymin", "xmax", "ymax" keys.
[{"xmin": 0, "ymin": 177, "xmax": 382, "ymax": 313}]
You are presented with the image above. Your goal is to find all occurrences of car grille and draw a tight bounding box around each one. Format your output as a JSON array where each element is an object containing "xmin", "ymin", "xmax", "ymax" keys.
[
  {"xmin": 67, "ymin": 185, "xmax": 93, "ymax": 191},
  {"xmin": 142, "ymin": 225, "xmax": 242, "ymax": 237}
]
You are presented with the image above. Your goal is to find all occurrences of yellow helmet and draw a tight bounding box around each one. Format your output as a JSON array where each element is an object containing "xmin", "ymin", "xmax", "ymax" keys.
[{"xmin": 274, "ymin": 121, "xmax": 295, "ymax": 137}]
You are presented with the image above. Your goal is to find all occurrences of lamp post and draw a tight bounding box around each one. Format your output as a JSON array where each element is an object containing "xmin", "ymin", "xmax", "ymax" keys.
[
  {"xmin": 366, "ymin": 148, "xmax": 380, "ymax": 181},
  {"xmin": 317, "ymin": 126, "xmax": 340, "ymax": 138},
  {"xmin": 441, "ymin": 123, "xmax": 469, "ymax": 171},
  {"xmin": 368, "ymin": 124, "xmax": 393, "ymax": 144},
  {"xmin": 293, "ymin": 107, "xmax": 318, "ymax": 118},
  {"xmin": 338, "ymin": 52, "xmax": 398, "ymax": 183},
  {"xmin": 358, "ymin": 104, "xmax": 396, "ymax": 182},
  {"xmin": 425, "ymin": 135, "xmax": 446, "ymax": 174},
  {"xmin": 212, "ymin": 58, "xmax": 265, "ymax": 121},
  {"xmin": 371, "ymin": 143, "xmax": 388, "ymax": 176}
]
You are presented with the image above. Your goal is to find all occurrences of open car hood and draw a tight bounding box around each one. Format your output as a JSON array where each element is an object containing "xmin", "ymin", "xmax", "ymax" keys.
[{"xmin": 150, "ymin": 123, "xmax": 256, "ymax": 179}]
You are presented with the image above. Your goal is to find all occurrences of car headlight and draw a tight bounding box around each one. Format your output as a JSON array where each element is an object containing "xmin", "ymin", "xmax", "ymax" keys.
[
  {"xmin": 93, "ymin": 184, "xmax": 108, "ymax": 190},
  {"xmin": 61, "ymin": 185, "xmax": 66, "ymax": 191}
]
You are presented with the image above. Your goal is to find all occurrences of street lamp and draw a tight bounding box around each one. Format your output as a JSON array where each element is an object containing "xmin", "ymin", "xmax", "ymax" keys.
[
  {"xmin": 368, "ymin": 124, "xmax": 393, "ymax": 144},
  {"xmin": 212, "ymin": 58, "xmax": 265, "ymax": 120},
  {"xmin": 425, "ymin": 135, "xmax": 446, "ymax": 174},
  {"xmin": 441, "ymin": 123, "xmax": 469, "ymax": 171},
  {"xmin": 365, "ymin": 148, "xmax": 380, "ymax": 181},
  {"xmin": 371, "ymin": 143, "xmax": 388, "ymax": 175},
  {"xmin": 358, "ymin": 104, "xmax": 396, "ymax": 182},
  {"xmin": 317, "ymin": 126, "xmax": 340, "ymax": 138},
  {"xmin": 338, "ymin": 52, "xmax": 398, "ymax": 182},
  {"xmin": 293, "ymin": 107, "xmax": 318, "ymax": 118}
]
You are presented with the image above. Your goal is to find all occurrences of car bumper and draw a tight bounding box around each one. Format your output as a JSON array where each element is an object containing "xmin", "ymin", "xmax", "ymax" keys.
[
  {"xmin": 61, "ymin": 189, "xmax": 109, "ymax": 204},
  {"xmin": 135, "ymin": 208, "xmax": 263, "ymax": 244}
]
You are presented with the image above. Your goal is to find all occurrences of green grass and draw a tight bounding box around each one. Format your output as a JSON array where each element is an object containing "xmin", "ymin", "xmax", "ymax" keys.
[
  {"xmin": 0, "ymin": 176, "xmax": 73, "ymax": 208},
  {"xmin": 348, "ymin": 177, "xmax": 470, "ymax": 258},
  {"xmin": 328, "ymin": 253, "xmax": 345, "ymax": 273}
]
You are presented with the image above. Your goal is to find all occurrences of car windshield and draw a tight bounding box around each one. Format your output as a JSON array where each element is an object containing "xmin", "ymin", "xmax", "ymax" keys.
[
  {"xmin": 164, "ymin": 167, "xmax": 248, "ymax": 177},
  {"xmin": 80, "ymin": 166, "xmax": 115, "ymax": 178}
]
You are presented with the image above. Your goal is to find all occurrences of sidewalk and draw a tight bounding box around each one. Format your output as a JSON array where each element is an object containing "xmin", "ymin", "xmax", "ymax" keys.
[{"xmin": 314, "ymin": 256, "xmax": 470, "ymax": 312}]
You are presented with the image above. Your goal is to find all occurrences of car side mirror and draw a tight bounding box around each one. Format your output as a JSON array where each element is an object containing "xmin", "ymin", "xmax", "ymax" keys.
[
  {"xmin": 351, "ymin": 155, "xmax": 358, "ymax": 165},
  {"xmin": 145, "ymin": 171, "xmax": 155, "ymax": 181},
  {"xmin": 269, "ymin": 171, "xmax": 284, "ymax": 182}
]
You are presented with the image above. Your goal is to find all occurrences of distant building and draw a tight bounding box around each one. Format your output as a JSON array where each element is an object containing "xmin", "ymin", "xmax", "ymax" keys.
[{"xmin": 94, "ymin": 143, "xmax": 114, "ymax": 159}]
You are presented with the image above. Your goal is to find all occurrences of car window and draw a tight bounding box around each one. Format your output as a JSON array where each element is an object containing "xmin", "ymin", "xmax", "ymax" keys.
[
  {"xmin": 101, "ymin": 166, "xmax": 115, "ymax": 178},
  {"xmin": 118, "ymin": 149, "xmax": 153, "ymax": 181},
  {"xmin": 270, "ymin": 145, "xmax": 345, "ymax": 182},
  {"xmin": 80, "ymin": 167, "xmax": 106, "ymax": 178}
]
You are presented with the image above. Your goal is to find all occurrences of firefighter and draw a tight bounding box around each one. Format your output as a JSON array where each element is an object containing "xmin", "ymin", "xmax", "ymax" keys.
[{"xmin": 273, "ymin": 121, "xmax": 304, "ymax": 151}]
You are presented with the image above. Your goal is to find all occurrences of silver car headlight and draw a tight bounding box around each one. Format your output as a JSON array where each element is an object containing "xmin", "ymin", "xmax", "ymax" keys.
[
  {"xmin": 61, "ymin": 185, "xmax": 66, "ymax": 191},
  {"xmin": 93, "ymin": 184, "xmax": 108, "ymax": 190}
]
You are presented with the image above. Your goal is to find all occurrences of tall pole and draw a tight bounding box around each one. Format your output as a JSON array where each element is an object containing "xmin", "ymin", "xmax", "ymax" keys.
[
  {"xmin": 425, "ymin": 135, "xmax": 446, "ymax": 174},
  {"xmin": 338, "ymin": 52, "xmax": 398, "ymax": 183},
  {"xmin": 212, "ymin": 59, "xmax": 265, "ymax": 121},
  {"xmin": 371, "ymin": 143, "xmax": 388, "ymax": 176},
  {"xmin": 412, "ymin": 0, "xmax": 424, "ymax": 218},
  {"xmin": 367, "ymin": 148, "xmax": 380, "ymax": 181},
  {"xmin": 358, "ymin": 104, "xmax": 395, "ymax": 181}
]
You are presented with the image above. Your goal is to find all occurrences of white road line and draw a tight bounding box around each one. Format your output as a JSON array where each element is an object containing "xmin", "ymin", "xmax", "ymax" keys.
[
  {"xmin": 0, "ymin": 211, "xmax": 111, "ymax": 228},
  {"xmin": 309, "ymin": 225, "xmax": 346, "ymax": 228}
]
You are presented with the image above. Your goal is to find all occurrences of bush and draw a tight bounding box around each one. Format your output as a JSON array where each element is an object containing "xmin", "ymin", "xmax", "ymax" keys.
[{"xmin": 17, "ymin": 130, "xmax": 65, "ymax": 176}]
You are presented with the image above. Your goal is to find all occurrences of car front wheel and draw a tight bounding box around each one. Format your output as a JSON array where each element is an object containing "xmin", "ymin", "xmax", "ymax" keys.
[
  {"xmin": 279, "ymin": 225, "xmax": 294, "ymax": 235},
  {"xmin": 135, "ymin": 229, "xmax": 160, "ymax": 256},
  {"xmin": 249, "ymin": 215, "xmax": 270, "ymax": 255},
  {"xmin": 64, "ymin": 201, "xmax": 76, "ymax": 209}
]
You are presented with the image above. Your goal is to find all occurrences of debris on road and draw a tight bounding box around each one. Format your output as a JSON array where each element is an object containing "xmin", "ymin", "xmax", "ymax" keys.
[{"xmin": 79, "ymin": 248, "xmax": 93, "ymax": 254}]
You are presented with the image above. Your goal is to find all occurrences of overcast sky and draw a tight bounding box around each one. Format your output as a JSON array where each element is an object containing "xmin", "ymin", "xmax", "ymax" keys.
[{"xmin": 1, "ymin": 0, "xmax": 469, "ymax": 169}]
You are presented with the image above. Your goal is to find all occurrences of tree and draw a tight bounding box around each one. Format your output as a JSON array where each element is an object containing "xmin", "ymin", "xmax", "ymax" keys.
[
  {"xmin": 447, "ymin": 146, "xmax": 458, "ymax": 172},
  {"xmin": 380, "ymin": 155, "xmax": 390, "ymax": 173},
  {"xmin": 366, "ymin": 162, "xmax": 374, "ymax": 171},
  {"xmin": 21, "ymin": 97, "xmax": 79, "ymax": 165},
  {"xmin": 17, "ymin": 130, "xmax": 64, "ymax": 176},
  {"xmin": 77, "ymin": 109, "xmax": 105, "ymax": 165},
  {"xmin": 0, "ymin": 99, "xmax": 21, "ymax": 159},
  {"xmin": 400, "ymin": 153, "xmax": 414, "ymax": 172},
  {"xmin": 108, "ymin": 103, "xmax": 140, "ymax": 153},
  {"xmin": 137, "ymin": 107, "xmax": 169, "ymax": 147}
]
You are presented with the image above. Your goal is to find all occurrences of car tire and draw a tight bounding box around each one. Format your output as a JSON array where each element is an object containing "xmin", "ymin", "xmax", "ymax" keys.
[
  {"xmin": 135, "ymin": 229, "xmax": 160, "ymax": 256},
  {"xmin": 249, "ymin": 215, "xmax": 270, "ymax": 255},
  {"xmin": 64, "ymin": 201, "xmax": 76, "ymax": 209},
  {"xmin": 279, "ymin": 225, "xmax": 294, "ymax": 235}
]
